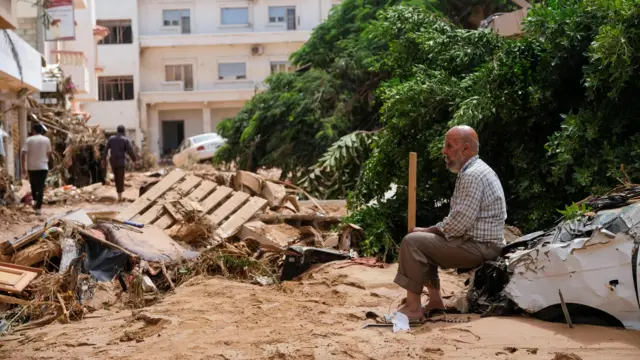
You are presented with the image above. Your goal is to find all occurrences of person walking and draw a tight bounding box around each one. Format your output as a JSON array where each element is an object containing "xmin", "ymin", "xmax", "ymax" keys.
[
  {"xmin": 103, "ymin": 125, "xmax": 137, "ymax": 202},
  {"xmin": 21, "ymin": 124, "xmax": 52, "ymax": 216}
]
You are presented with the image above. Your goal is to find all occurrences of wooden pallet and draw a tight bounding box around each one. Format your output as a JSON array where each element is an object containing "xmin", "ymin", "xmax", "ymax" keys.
[{"xmin": 117, "ymin": 169, "xmax": 268, "ymax": 239}]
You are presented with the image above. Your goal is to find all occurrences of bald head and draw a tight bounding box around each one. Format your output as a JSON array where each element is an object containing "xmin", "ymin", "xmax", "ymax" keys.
[
  {"xmin": 442, "ymin": 125, "xmax": 480, "ymax": 173},
  {"xmin": 446, "ymin": 125, "xmax": 479, "ymax": 154}
]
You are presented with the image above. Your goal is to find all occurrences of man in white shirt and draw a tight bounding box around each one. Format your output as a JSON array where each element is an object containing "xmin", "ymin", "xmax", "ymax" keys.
[{"xmin": 21, "ymin": 124, "xmax": 52, "ymax": 215}]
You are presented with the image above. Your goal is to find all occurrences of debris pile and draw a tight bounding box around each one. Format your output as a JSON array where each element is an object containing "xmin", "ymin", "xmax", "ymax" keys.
[
  {"xmin": 117, "ymin": 168, "xmax": 358, "ymax": 275},
  {"xmin": 0, "ymin": 208, "xmax": 199, "ymax": 333},
  {"xmin": 27, "ymin": 69, "xmax": 105, "ymax": 188},
  {"xmin": 0, "ymin": 167, "xmax": 359, "ymax": 334}
]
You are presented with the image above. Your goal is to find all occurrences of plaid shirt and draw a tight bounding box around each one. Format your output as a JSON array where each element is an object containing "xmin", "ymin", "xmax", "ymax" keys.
[{"xmin": 436, "ymin": 155, "xmax": 507, "ymax": 245}]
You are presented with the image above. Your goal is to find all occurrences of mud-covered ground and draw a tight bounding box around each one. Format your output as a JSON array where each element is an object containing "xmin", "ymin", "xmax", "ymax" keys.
[
  {"xmin": 1, "ymin": 262, "xmax": 639, "ymax": 360},
  {"xmin": 1, "ymin": 170, "xmax": 639, "ymax": 359}
]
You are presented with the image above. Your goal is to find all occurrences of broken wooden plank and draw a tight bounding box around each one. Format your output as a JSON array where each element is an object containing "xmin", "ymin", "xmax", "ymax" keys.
[
  {"xmin": 262, "ymin": 181, "xmax": 287, "ymax": 208},
  {"xmin": 12, "ymin": 241, "xmax": 62, "ymax": 267},
  {"xmin": 200, "ymin": 186, "xmax": 234, "ymax": 214},
  {"xmin": 235, "ymin": 170, "xmax": 263, "ymax": 194},
  {"xmin": 148, "ymin": 177, "xmax": 203, "ymax": 228},
  {"xmin": 187, "ymin": 180, "xmax": 217, "ymax": 202},
  {"xmin": 117, "ymin": 169, "xmax": 186, "ymax": 221},
  {"xmin": 238, "ymin": 221, "xmax": 299, "ymax": 249},
  {"xmin": 152, "ymin": 203, "xmax": 182, "ymax": 230},
  {"xmin": 0, "ymin": 294, "xmax": 30, "ymax": 306},
  {"xmin": 209, "ymin": 192, "xmax": 250, "ymax": 226},
  {"xmin": 217, "ymin": 197, "xmax": 269, "ymax": 239}
]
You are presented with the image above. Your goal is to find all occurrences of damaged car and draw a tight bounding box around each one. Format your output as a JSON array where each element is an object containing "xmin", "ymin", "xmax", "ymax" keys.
[{"xmin": 466, "ymin": 186, "xmax": 640, "ymax": 330}]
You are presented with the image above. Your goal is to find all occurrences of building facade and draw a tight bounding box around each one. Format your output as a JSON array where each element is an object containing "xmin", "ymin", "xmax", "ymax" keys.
[
  {"xmin": 82, "ymin": 0, "xmax": 339, "ymax": 157},
  {"xmin": 0, "ymin": 0, "xmax": 43, "ymax": 178}
]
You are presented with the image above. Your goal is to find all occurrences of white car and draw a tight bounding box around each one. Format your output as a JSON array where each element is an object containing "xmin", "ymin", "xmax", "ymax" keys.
[{"xmin": 172, "ymin": 133, "xmax": 226, "ymax": 167}]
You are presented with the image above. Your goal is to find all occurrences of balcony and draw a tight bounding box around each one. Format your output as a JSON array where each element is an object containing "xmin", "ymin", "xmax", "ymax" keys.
[
  {"xmin": 140, "ymin": 30, "xmax": 311, "ymax": 48},
  {"xmin": 140, "ymin": 81, "xmax": 267, "ymax": 104},
  {"xmin": 0, "ymin": 30, "xmax": 42, "ymax": 92},
  {"xmin": 51, "ymin": 50, "xmax": 90, "ymax": 94},
  {"xmin": 0, "ymin": 0, "xmax": 17, "ymax": 29}
]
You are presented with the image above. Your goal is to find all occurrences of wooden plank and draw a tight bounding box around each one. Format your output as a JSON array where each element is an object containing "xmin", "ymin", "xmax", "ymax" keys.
[
  {"xmin": 209, "ymin": 192, "xmax": 250, "ymax": 226},
  {"xmin": 200, "ymin": 186, "xmax": 234, "ymax": 214},
  {"xmin": 217, "ymin": 197, "xmax": 269, "ymax": 239},
  {"xmin": 187, "ymin": 181, "xmax": 217, "ymax": 202},
  {"xmin": 117, "ymin": 169, "xmax": 186, "ymax": 221},
  {"xmin": 152, "ymin": 203, "xmax": 183, "ymax": 230},
  {"xmin": 145, "ymin": 176, "xmax": 202, "ymax": 228},
  {"xmin": 153, "ymin": 213, "xmax": 176, "ymax": 230},
  {"xmin": 408, "ymin": 152, "xmax": 417, "ymax": 232},
  {"xmin": 173, "ymin": 176, "xmax": 202, "ymax": 199},
  {"xmin": 137, "ymin": 204, "xmax": 164, "ymax": 224}
]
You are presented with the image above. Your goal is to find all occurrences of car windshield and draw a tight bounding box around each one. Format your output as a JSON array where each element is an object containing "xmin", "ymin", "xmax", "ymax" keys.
[{"xmin": 192, "ymin": 134, "xmax": 222, "ymax": 144}]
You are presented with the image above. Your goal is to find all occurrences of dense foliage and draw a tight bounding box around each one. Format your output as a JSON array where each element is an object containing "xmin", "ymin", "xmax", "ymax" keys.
[
  {"xmin": 350, "ymin": 0, "xmax": 640, "ymax": 258},
  {"xmin": 218, "ymin": 0, "xmax": 640, "ymax": 259}
]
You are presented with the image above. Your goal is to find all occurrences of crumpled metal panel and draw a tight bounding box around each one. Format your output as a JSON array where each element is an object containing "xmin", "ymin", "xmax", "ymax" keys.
[{"xmin": 504, "ymin": 225, "xmax": 640, "ymax": 330}]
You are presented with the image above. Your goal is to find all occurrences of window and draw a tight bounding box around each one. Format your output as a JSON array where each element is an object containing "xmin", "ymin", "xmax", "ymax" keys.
[
  {"xmin": 98, "ymin": 76, "xmax": 134, "ymax": 101},
  {"xmin": 163, "ymin": 9, "xmax": 191, "ymax": 33},
  {"xmin": 270, "ymin": 61, "xmax": 295, "ymax": 74},
  {"xmin": 268, "ymin": 7, "xmax": 286, "ymax": 23},
  {"xmin": 221, "ymin": 7, "xmax": 249, "ymax": 25},
  {"xmin": 165, "ymin": 64, "xmax": 194, "ymax": 91},
  {"xmin": 218, "ymin": 63, "xmax": 246, "ymax": 80},
  {"xmin": 97, "ymin": 20, "xmax": 133, "ymax": 44}
]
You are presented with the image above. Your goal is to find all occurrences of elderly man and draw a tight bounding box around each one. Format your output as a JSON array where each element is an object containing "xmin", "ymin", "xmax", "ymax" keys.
[{"xmin": 395, "ymin": 125, "xmax": 506, "ymax": 321}]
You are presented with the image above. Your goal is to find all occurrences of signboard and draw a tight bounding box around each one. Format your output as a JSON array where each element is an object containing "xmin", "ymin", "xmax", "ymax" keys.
[{"xmin": 44, "ymin": 0, "xmax": 75, "ymax": 41}]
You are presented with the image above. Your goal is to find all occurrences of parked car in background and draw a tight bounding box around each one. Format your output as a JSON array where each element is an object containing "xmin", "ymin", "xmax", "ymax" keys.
[{"xmin": 172, "ymin": 133, "xmax": 226, "ymax": 167}]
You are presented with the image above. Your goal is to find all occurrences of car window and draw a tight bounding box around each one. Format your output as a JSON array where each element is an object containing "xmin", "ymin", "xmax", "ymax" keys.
[{"xmin": 192, "ymin": 133, "xmax": 222, "ymax": 144}]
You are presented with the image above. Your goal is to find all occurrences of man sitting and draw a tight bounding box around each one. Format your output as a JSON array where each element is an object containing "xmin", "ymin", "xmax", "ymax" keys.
[{"xmin": 394, "ymin": 125, "xmax": 507, "ymax": 321}]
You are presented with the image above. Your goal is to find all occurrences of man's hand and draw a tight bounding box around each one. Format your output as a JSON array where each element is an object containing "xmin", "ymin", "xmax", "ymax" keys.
[{"xmin": 409, "ymin": 226, "xmax": 444, "ymax": 236}]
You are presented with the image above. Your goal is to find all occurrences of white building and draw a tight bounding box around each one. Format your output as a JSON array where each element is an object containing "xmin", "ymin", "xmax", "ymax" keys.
[
  {"xmin": 0, "ymin": 0, "xmax": 43, "ymax": 178},
  {"xmin": 82, "ymin": 0, "xmax": 339, "ymax": 157}
]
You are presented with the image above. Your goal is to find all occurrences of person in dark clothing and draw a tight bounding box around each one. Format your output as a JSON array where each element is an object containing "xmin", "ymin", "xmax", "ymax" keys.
[{"xmin": 103, "ymin": 125, "xmax": 137, "ymax": 202}]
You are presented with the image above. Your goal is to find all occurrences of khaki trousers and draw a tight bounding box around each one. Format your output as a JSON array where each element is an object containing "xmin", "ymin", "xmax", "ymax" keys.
[{"xmin": 393, "ymin": 232, "xmax": 502, "ymax": 293}]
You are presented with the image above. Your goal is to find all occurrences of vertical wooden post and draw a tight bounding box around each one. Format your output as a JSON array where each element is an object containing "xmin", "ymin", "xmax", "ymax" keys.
[{"xmin": 408, "ymin": 152, "xmax": 417, "ymax": 232}]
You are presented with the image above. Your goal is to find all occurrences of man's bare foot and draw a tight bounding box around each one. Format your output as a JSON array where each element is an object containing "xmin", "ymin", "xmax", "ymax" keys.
[{"xmin": 396, "ymin": 303, "xmax": 425, "ymax": 320}]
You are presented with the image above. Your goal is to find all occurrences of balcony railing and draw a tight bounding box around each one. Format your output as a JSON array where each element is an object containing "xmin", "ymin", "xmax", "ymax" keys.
[
  {"xmin": 51, "ymin": 50, "xmax": 87, "ymax": 67},
  {"xmin": 51, "ymin": 50, "xmax": 90, "ymax": 94}
]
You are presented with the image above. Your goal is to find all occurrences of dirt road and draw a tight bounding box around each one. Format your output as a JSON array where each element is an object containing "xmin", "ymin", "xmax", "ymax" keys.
[{"xmin": 2, "ymin": 262, "xmax": 638, "ymax": 360}]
